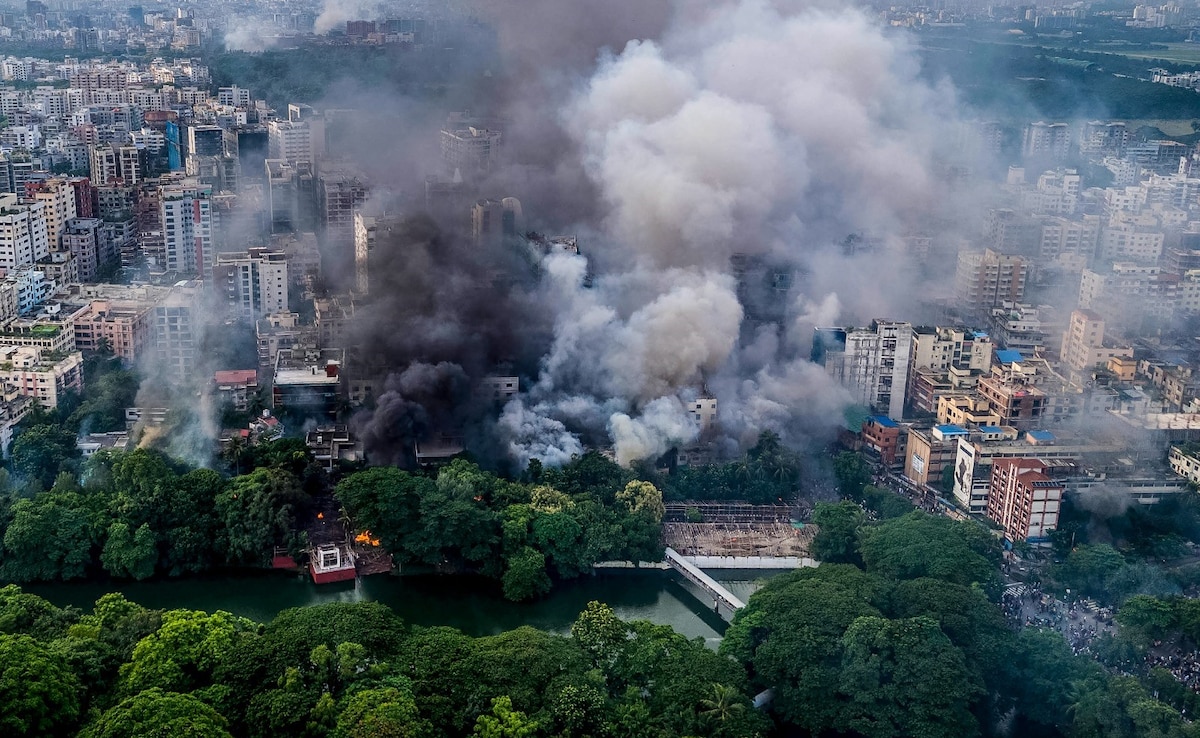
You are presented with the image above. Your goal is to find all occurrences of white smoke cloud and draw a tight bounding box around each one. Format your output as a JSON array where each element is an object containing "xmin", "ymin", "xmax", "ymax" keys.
[
  {"xmin": 494, "ymin": 0, "xmax": 971, "ymax": 466},
  {"xmin": 609, "ymin": 396, "xmax": 699, "ymax": 466},
  {"xmin": 223, "ymin": 26, "xmax": 278, "ymax": 53},
  {"xmin": 498, "ymin": 398, "xmax": 584, "ymax": 468},
  {"xmin": 315, "ymin": 0, "xmax": 390, "ymax": 35}
]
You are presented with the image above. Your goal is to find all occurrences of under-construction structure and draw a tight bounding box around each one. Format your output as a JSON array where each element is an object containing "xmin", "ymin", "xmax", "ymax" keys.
[{"xmin": 662, "ymin": 502, "xmax": 814, "ymax": 558}]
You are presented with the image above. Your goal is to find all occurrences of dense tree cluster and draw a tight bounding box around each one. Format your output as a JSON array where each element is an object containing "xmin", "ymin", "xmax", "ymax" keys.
[
  {"xmin": 0, "ymin": 591, "xmax": 764, "ymax": 738},
  {"xmin": 728, "ymin": 505, "xmax": 1200, "ymax": 737},
  {"xmin": 335, "ymin": 454, "xmax": 665, "ymax": 602},
  {"xmin": 0, "ymin": 445, "xmax": 317, "ymax": 583},
  {"xmin": 654, "ymin": 432, "xmax": 803, "ymax": 504}
]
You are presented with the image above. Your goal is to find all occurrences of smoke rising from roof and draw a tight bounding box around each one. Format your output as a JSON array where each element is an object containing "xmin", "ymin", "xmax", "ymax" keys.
[
  {"xmin": 297, "ymin": 0, "xmax": 977, "ymax": 468},
  {"xmin": 484, "ymin": 0, "xmax": 973, "ymax": 465}
]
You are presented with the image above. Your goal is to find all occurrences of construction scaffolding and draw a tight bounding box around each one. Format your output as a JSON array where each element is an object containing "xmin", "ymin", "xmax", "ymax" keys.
[
  {"xmin": 663, "ymin": 522, "xmax": 814, "ymax": 558},
  {"xmin": 663, "ymin": 502, "xmax": 802, "ymax": 524}
]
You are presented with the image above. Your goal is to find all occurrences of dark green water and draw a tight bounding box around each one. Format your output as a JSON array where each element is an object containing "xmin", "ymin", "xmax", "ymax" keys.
[{"xmin": 23, "ymin": 569, "xmax": 782, "ymax": 644}]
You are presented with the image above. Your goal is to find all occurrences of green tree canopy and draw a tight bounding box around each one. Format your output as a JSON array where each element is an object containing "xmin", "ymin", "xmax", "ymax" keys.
[
  {"xmin": 11, "ymin": 424, "xmax": 81, "ymax": 489},
  {"xmin": 811, "ymin": 500, "xmax": 865, "ymax": 565},
  {"xmin": 0, "ymin": 633, "xmax": 81, "ymax": 737},
  {"xmin": 81, "ymin": 688, "xmax": 232, "ymax": 738},
  {"xmin": 858, "ymin": 511, "xmax": 1002, "ymax": 596},
  {"xmin": 120, "ymin": 609, "xmax": 258, "ymax": 695}
]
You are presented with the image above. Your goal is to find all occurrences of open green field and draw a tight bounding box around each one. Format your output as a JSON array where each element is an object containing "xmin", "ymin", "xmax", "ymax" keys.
[
  {"xmin": 1121, "ymin": 118, "xmax": 1200, "ymax": 136},
  {"xmin": 1095, "ymin": 42, "xmax": 1200, "ymax": 65}
]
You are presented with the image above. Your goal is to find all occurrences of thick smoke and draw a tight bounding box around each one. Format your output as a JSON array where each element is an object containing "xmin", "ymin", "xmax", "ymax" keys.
[
  {"xmin": 300, "ymin": 0, "xmax": 976, "ymax": 468},
  {"xmin": 354, "ymin": 362, "xmax": 472, "ymax": 466},
  {"xmin": 487, "ymin": 0, "xmax": 972, "ymax": 465}
]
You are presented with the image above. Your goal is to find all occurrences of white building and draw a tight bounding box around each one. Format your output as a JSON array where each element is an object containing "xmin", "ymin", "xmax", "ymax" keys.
[
  {"xmin": 267, "ymin": 119, "xmax": 322, "ymax": 166},
  {"xmin": 213, "ymin": 248, "xmax": 289, "ymax": 320},
  {"xmin": 160, "ymin": 182, "xmax": 213, "ymax": 275},
  {"xmin": 0, "ymin": 193, "xmax": 49, "ymax": 271},
  {"xmin": 815, "ymin": 320, "xmax": 913, "ymax": 419}
]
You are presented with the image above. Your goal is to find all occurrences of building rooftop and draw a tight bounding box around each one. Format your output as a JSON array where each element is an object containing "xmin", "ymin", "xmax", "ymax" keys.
[
  {"xmin": 869, "ymin": 415, "xmax": 899, "ymax": 428},
  {"xmin": 214, "ymin": 369, "xmax": 257, "ymax": 386},
  {"xmin": 996, "ymin": 349, "xmax": 1024, "ymax": 364}
]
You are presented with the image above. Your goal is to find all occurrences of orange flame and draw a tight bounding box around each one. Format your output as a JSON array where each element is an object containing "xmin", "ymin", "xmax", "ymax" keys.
[{"xmin": 355, "ymin": 530, "xmax": 381, "ymax": 547}]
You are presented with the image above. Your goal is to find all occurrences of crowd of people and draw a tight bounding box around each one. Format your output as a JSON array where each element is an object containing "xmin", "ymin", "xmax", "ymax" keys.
[
  {"xmin": 1002, "ymin": 583, "xmax": 1115, "ymax": 655},
  {"xmin": 1146, "ymin": 647, "xmax": 1200, "ymax": 692}
]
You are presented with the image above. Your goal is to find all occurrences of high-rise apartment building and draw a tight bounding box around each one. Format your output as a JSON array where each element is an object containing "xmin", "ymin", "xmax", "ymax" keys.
[
  {"xmin": 213, "ymin": 248, "xmax": 289, "ymax": 320},
  {"xmin": 0, "ymin": 193, "xmax": 48, "ymax": 271},
  {"xmin": 441, "ymin": 125, "xmax": 501, "ymax": 177},
  {"xmin": 26, "ymin": 177, "xmax": 76, "ymax": 250},
  {"xmin": 317, "ymin": 165, "xmax": 368, "ymax": 252},
  {"xmin": 160, "ymin": 182, "xmax": 213, "ymax": 275},
  {"xmin": 62, "ymin": 217, "xmax": 104, "ymax": 282},
  {"xmin": 813, "ymin": 320, "xmax": 913, "ymax": 419},
  {"xmin": 1022, "ymin": 121, "xmax": 1071, "ymax": 161},
  {"xmin": 471, "ymin": 197, "xmax": 522, "ymax": 248},
  {"xmin": 268, "ymin": 119, "xmax": 323, "ymax": 166},
  {"xmin": 955, "ymin": 248, "xmax": 1028, "ymax": 315}
]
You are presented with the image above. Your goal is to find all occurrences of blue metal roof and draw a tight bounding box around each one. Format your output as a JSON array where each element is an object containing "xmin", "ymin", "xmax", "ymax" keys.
[
  {"xmin": 934, "ymin": 424, "xmax": 969, "ymax": 435},
  {"xmin": 996, "ymin": 349, "xmax": 1023, "ymax": 364},
  {"xmin": 869, "ymin": 415, "xmax": 899, "ymax": 428},
  {"xmin": 978, "ymin": 426, "xmax": 1005, "ymax": 434},
  {"xmin": 1027, "ymin": 430, "xmax": 1056, "ymax": 442}
]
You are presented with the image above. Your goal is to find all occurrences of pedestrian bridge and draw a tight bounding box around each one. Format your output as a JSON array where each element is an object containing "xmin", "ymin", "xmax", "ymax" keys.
[{"xmin": 664, "ymin": 547, "xmax": 746, "ymax": 621}]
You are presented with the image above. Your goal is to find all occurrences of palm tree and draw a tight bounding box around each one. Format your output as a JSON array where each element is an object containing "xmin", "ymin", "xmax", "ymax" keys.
[{"xmin": 698, "ymin": 683, "xmax": 746, "ymax": 726}]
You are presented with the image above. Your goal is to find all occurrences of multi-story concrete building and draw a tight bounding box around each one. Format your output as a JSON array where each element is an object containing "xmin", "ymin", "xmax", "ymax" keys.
[
  {"xmin": 265, "ymin": 159, "xmax": 296, "ymax": 233},
  {"xmin": 440, "ymin": 124, "xmax": 501, "ymax": 177},
  {"xmin": 471, "ymin": 197, "xmax": 522, "ymax": 248},
  {"xmin": 267, "ymin": 119, "xmax": 322, "ymax": 166},
  {"xmin": 0, "ymin": 344, "xmax": 82, "ymax": 409},
  {"xmin": 1099, "ymin": 224, "xmax": 1164, "ymax": 263},
  {"xmin": 1023, "ymin": 121, "xmax": 1072, "ymax": 161},
  {"xmin": 1079, "ymin": 120, "xmax": 1128, "ymax": 158},
  {"xmin": 814, "ymin": 320, "xmax": 913, "ymax": 419},
  {"xmin": 256, "ymin": 311, "xmax": 313, "ymax": 371},
  {"xmin": 273, "ymin": 347, "xmax": 344, "ymax": 418},
  {"xmin": 72, "ymin": 297, "xmax": 154, "ymax": 361},
  {"xmin": 936, "ymin": 395, "xmax": 1003, "ymax": 428},
  {"xmin": 987, "ymin": 458, "xmax": 1065, "ymax": 543},
  {"xmin": 25, "ymin": 177, "xmax": 75, "ymax": 249},
  {"xmin": 152, "ymin": 280, "xmax": 203, "ymax": 377},
  {"xmin": 314, "ymin": 294, "xmax": 355, "ymax": 348},
  {"xmin": 1059, "ymin": 309, "xmax": 1133, "ymax": 379},
  {"xmin": 317, "ymin": 164, "xmax": 368, "ymax": 252},
  {"xmin": 862, "ymin": 415, "xmax": 904, "ymax": 468},
  {"xmin": 952, "ymin": 429, "xmax": 1125, "ymax": 515},
  {"xmin": 1169, "ymin": 445, "xmax": 1200, "ymax": 485},
  {"xmin": 0, "ymin": 193, "xmax": 48, "ymax": 271},
  {"xmin": 160, "ymin": 181, "xmax": 213, "ymax": 275},
  {"xmin": 1038, "ymin": 214, "xmax": 1100, "ymax": 264},
  {"xmin": 353, "ymin": 212, "xmax": 397, "ymax": 295},
  {"xmin": 903, "ymin": 423, "xmax": 969, "ymax": 489},
  {"xmin": 906, "ymin": 326, "xmax": 992, "ymax": 415},
  {"xmin": 955, "ymin": 249, "xmax": 1028, "ymax": 315},
  {"xmin": 61, "ymin": 217, "xmax": 103, "ymax": 282},
  {"xmin": 212, "ymin": 248, "xmax": 289, "ymax": 320}
]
